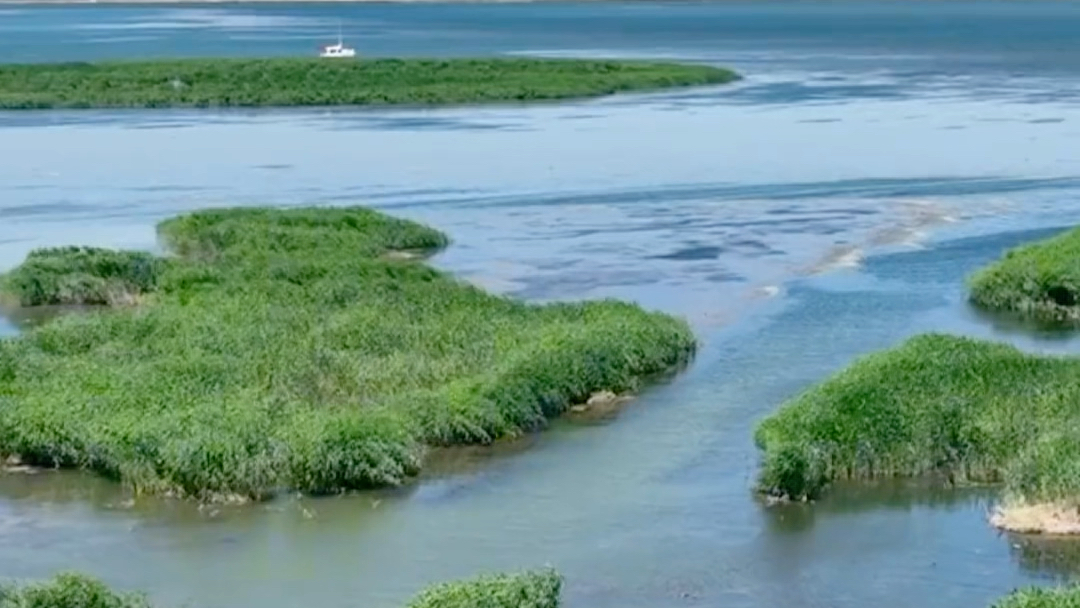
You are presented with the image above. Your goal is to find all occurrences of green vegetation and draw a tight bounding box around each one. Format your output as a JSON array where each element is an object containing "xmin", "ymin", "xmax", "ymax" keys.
[
  {"xmin": 0, "ymin": 58, "xmax": 739, "ymax": 109},
  {"xmin": 0, "ymin": 573, "xmax": 150, "ymax": 608},
  {"xmin": 0, "ymin": 570, "xmax": 560, "ymax": 608},
  {"xmin": 753, "ymin": 333, "xmax": 1080, "ymax": 503},
  {"xmin": 0, "ymin": 247, "xmax": 165, "ymax": 307},
  {"xmin": 0, "ymin": 206, "xmax": 695, "ymax": 500},
  {"xmin": 993, "ymin": 586, "xmax": 1080, "ymax": 608},
  {"xmin": 968, "ymin": 226, "xmax": 1080, "ymax": 324},
  {"xmin": 406, "ymin": 569, "xmax": 561, "ymax": 608}
]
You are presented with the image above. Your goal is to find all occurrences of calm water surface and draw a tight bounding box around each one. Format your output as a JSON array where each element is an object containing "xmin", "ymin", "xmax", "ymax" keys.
[{"xmin": 4, "ymin": 2, "xmax": 1080, "ymax": 607}]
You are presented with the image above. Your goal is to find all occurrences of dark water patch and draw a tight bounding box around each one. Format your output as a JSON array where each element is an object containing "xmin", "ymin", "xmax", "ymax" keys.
[
  {"xmin": 418, "ymin": 177, "xmax": 1080, "ymax": 212},
  {"xmin": 1029, "ymin": 117, "xmax": 1065, "ymax": 124},
  {"xmin": 0, "ymin": 202, "xmax": 102, "ymax": 219},
  {"xmin": 252, "ymin": 163, "xmax": 293, "ymax": 171},
  {"xmin": 704, "ymin": 270, "xmax": 746, "ymax": 284},
  {"xmin": 942, "ymin": 125, "xmax": 967, "ymax": 130},
  {"xmin": 761, "ymin": 479, "xmax": 996, "ymax": 536},
  {"xmin": 654, "ymin": 244, "xmax": 724, "ymax": 261},
  {"xmin": 1010, "ymin": 536, "xmax": 1080, "ymax": 581},
  {"xmin": 797, "ymin": 118, "xmax": 842, "ymax": 123}
]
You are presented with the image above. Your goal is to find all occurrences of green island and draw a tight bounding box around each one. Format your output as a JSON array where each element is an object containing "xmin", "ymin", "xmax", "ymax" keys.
[
  {"xmin": 0, "ymin": 58, "xmax": 738, "ymax": 109},
  {"xmin": 0, "ymin": 206, "xmax": 696, "ymax": 500},
  {"xmin": 754, "ymin": 333, "xmax": 1080, "ymax": 510},
  {"xmin": 968, "ymin": 225, "xmax": 1080, "ymax": 325}
]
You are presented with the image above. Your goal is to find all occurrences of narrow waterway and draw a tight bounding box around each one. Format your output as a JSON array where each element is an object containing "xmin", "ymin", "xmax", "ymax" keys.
[{"xmin": 4, "ymin": 2, "xmax": 1080, "ymax": 607}]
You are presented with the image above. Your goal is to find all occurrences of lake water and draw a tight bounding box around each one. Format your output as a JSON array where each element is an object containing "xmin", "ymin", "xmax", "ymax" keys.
[{"xmin": 4, "ymin": 2, "xmax": 1080, "ymax": 606}]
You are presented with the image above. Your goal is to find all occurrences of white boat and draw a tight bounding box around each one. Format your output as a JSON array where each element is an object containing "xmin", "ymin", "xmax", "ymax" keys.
[{"xmin": 320, "ymin": 23, "xmax": 356, "ymax": 58}]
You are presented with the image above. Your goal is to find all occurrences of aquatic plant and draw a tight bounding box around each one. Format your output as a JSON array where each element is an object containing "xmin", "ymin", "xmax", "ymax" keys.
[
  {"xmin": 754, "ymin": 333, "xmax": 1080, "ymax": 503},
  {"xmin": 0, "ymin": 572, "xmax": 151, "ymax": 608},
  {"xmin": 968, "ymin": 226, "xmax": 1080, "ymax": 324},
  {"xmin": 406, "ymin": 569, "xmax": 561, "ymax": 608},
  {"xmin": 0, "ymin": 206, "xmax": 696, "ymax": 499},
  {"xmin": 993, "ymin": 586, "xmax": 1080, "ymax": 608},
  {"xmin": 0, "ymin": 58, "xmax": 738, "ymax": 109}
]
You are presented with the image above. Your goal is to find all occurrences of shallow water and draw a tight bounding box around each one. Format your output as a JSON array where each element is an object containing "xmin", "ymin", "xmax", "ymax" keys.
[{"xmin": 5, "ymin": 2, "xmax": 1080, "ymax": 606}]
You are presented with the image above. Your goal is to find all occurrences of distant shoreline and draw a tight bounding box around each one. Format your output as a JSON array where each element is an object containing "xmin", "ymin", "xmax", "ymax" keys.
[{"xmin": 4, "ymin": 0, "xmax": 590, "ymax": 5}]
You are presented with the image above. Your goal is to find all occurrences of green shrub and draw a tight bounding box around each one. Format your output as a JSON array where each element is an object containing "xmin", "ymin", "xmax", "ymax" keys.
[
  {"xmin": 0, "ymin": 206, "xmax": 695, "ymax": 499},
  {"xmin": 406, "ymin": 569, "xmax": 561, "ymax": 608},
  {"xmin": 0, "ymin": 247, "xmax": 165, "ymax": 306},
  {"xmin": 0, "ymin": 58, "xmax": 739, "ymax": 109},
  {"xmin": 969, "ymin": 226, "xmax": 1080, "ymax": 324},
  {"xmin": 0, "ymin": 573, "xmax": 150, "ymax": 608}
]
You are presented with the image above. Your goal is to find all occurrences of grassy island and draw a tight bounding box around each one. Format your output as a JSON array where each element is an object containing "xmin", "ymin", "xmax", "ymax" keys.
[
  {"xmin": 0, "ymin": 206, "xmax": 695, "ymax": 500},
  {"xmin": 0, "ymin": 58, "xmax": 738, "ymax": 109},
  {"xmin": 969, "ymin": 226, "xmax": 1080, "ymax": 325},
  {"xmin": 753, "ymin": 333, "xmax": 1080, "ymax": 517},
  {"xmin": 0, "ymin": 569, "xmax": 561, "ymax": 608}
]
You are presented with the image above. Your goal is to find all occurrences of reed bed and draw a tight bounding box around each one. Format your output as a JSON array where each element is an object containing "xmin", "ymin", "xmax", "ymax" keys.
[
  {"xmin": 969, "ymin": 226, "xmax": 1080, "ymax": 325},
  {"xmin": 0, "ymin": 58, "xmax": 738, "ymax": 109},
  {"xmin": 0, "ymin": 206, "xmax": 696, "ymax": 500},
  {"xmin": 754, "ymin": 333, "xmax": 1080, "ymax": 503}
]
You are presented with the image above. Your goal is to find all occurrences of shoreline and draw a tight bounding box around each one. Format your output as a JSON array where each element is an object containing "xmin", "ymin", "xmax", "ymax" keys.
[{"xmin": 5, "ymin": 0, "xmax": 617, "ymax": 5}]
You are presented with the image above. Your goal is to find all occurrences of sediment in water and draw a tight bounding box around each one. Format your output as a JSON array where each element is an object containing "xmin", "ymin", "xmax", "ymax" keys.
[
  {"xmin": 991, "ymin": 501, "xmax": 1080, "ymax": 535},
  {"xmin": 0, "ymin": 206, "xmax": 696, "ymax": 501}
]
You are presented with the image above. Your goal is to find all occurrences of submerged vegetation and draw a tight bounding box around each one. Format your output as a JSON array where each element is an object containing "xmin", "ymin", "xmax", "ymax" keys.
[
  {"xmin": 968, "ymin": 226, "xmax": 1080, "ymax": 324},
  {"xmin": 0, "ymin": 570, "xmax": 560, "ymax": 608},
  {"xmin": 0, "ymin": 58, "xmax": 738, "ymax": 109},
  {"xmin": 0, "ymin": 206, "xmax": 695, "ymax": 500},
  {"xmin": 754, "ymin": 333, "xmax": 1080, "ymax": 504}
]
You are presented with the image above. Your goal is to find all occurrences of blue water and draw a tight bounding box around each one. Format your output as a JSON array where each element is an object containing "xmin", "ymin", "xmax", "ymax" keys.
[{"xmin": 4, "ymin": 2, "xmax": 1080, "ymax": 607}]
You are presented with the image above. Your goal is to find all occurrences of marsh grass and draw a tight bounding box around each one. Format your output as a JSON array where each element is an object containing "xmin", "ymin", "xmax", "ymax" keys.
[
  {"xmin": 753, "ymin": 333, "xmax": 1080, "ymax": 502},
  {"xmin": 993, "ymin": 587, "xmax": 1080, "ymax": 608},
  {"xmin": 406, "ymin": 569, "xmax": 561, "ymax": 608},
  {"xmin": 969, "ymin": 226, "xmax": 1080, "ymax": 325},
  {"xmin": 0, "ymin": 206, "xmax": 696, "ymax": 499},
  {"xmin": 0, "ymin": 58, "xmax": 739, "ymax": 109}
]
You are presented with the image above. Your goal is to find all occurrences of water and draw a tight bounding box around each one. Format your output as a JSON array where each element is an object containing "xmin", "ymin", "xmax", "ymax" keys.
[{"xmin": 4, "ymin": 1, "xmax": 1080, "ymax": 606}]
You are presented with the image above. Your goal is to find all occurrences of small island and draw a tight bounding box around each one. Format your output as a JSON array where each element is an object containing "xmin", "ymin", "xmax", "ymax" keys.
[
  {"xmin": 0, "ymin": 58, "xmax": 739, "ymax": 109},
  {"xmin": 754, "ymin": 333, "xmax": 1080, "ymax": 532},
  {"xmin": 968, "ymin": 225, "xmax": 1080, "ymax": 325},
  {"xmin": 0, "ymin": 206, "xmax": 696, "ymax": 501}
]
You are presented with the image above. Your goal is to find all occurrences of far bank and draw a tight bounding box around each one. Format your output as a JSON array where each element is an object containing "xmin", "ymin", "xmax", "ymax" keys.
[{"xmin": 0, "ymin": 57, "xmax": 738, "ymax": 109}]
